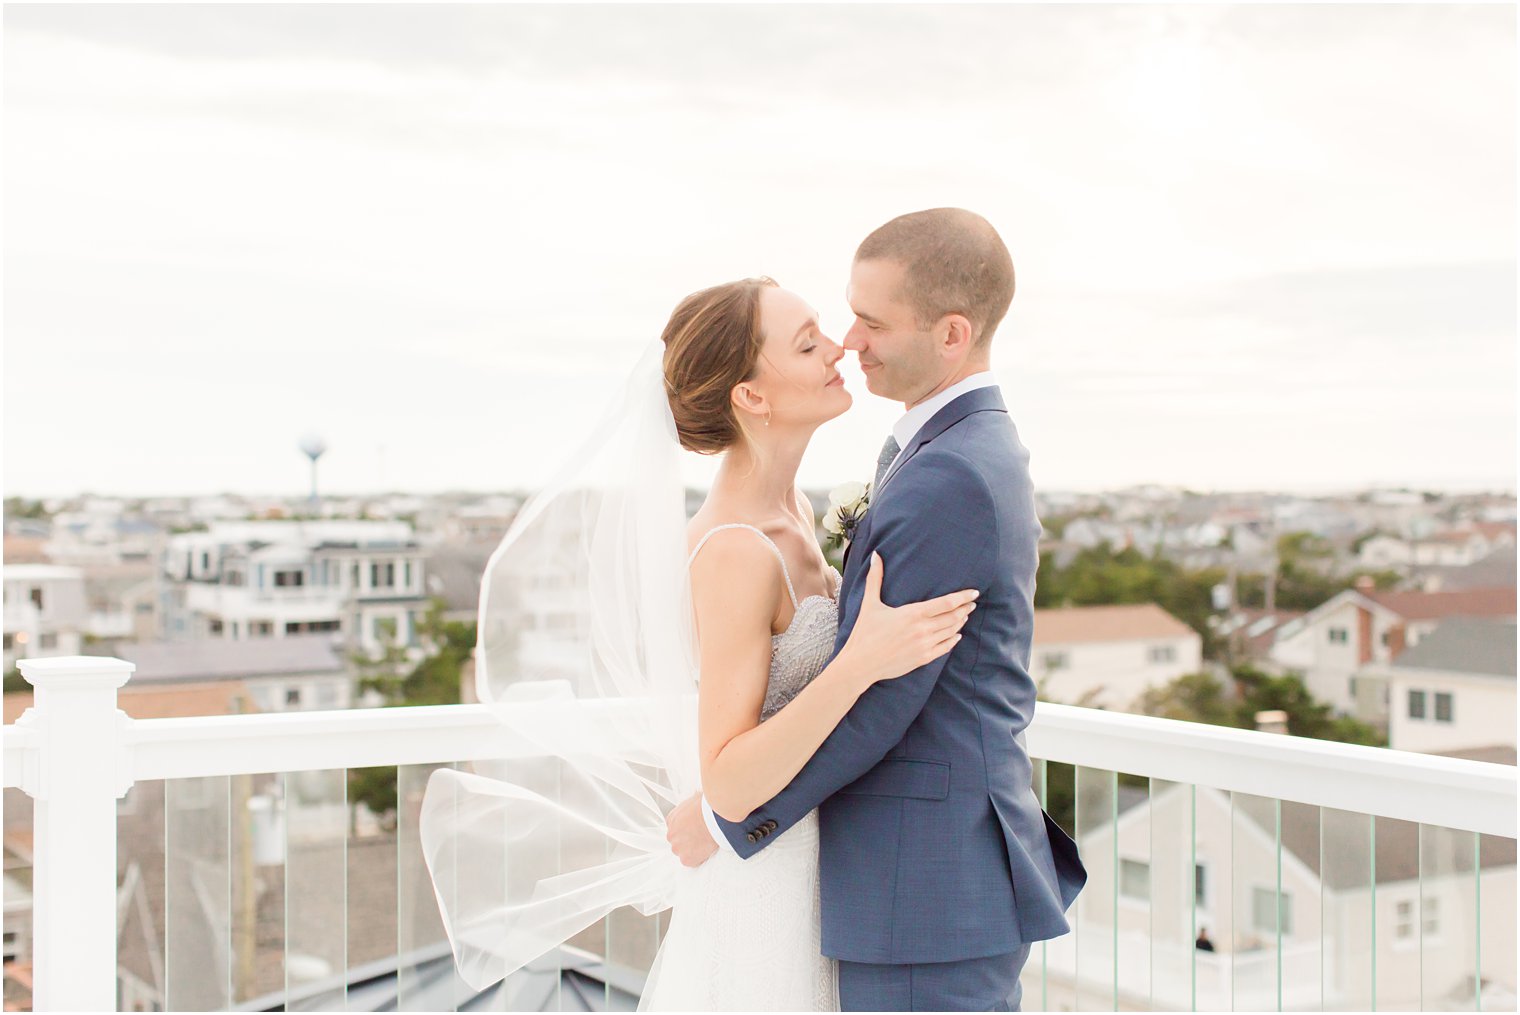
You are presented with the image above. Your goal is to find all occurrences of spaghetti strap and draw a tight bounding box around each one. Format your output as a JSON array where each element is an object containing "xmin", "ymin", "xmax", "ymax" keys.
[{"xmin": 687, "ymin": 523, "xmax": 800, "ymax": 610}]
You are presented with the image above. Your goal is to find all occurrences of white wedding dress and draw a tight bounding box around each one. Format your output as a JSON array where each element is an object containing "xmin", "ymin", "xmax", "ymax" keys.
[{"xmin": 639, "ymin": 524, "xmax": 843, "ymax": 1012}]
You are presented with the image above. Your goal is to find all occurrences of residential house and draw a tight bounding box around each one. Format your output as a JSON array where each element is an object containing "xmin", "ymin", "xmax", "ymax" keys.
[
  {"xmin": 111, "ymin": 636, "xmax": 353, "ymax": 713},
  {"xmin": 1051, "ymin": 775, "xmax": 1516, "ymax": 1011},
  {"xmin": 1032, "ymin": 604, "xmax": 1203, "ymax": 710},
  {"xmin": 162, "ymin": 520, "xmax": 428, "ymax": 656},
  {"xmin": 1267, "ymin": 581, "xmax": 1516, "ymax": 719},
  {"xmin": 1359, "ymin": 618, "xmax": 1516, "ymax": 755},
  {"xmin": 2, "ymin": 565, "xmax": 87, "ymax": 671}
]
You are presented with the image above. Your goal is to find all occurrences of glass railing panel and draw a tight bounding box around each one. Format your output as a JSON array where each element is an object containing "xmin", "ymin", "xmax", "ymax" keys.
[
  {"xmin": 114, "ymin": 780, "xmax": 166, "ymax": 1013},
  {"xmin": 232, "ymin": 771, "xmax": 282, "ymax": 1009},
  {"xmin": 397, "ymin": 762, "xmax": 468, "ymax": 1012},
  {"xmin": 164, "ymin": 775, "xmax": 231, "ymax": 1011},
  {"xmin": 1373, "ymin": 815, "xmax": 1421, "ymax": 1010},
  {"xmin": 1044, "ymin": 760, "xmax": 1079, "ymax": 1011},
  {"xmin": 1183, "ymin": 784, "xmax": 1232, "ymax": 1011},
  {"xmin": 1114, "ymin": 773, "xmax": 1151, "ymax": 1009},
  {"xmin": 1230, "ymin": 792, "xmax": 1283, "ymax": 1012},
  {"xmin": 1418, "ymin": 823, "xmax": 1479, "ymax": 1012},
  {"xmin": 344, "ymin": 770, "xmax": 399, "ymax": 1009},
  {"xmin": 605, "ymin": 905, "xmax": 658, "ymax": 1009},
  {"xmin": 1321, "ymin": 807, "xmax": 1374, "ymax": 1011},
  {"xmin": 1278, "ymin": 798, "xmax": 1322, "ymax": 1012},
  {"xmin": 1074, "ymin": 765, "xmax": 1118, "ymax": 1010},
  {"xmin": 1477, "ymin": 832, "xmax": 1516, "ymax": 1013},
  {"xmin": 1148, "ymin": 779, "xmax": 1196, "ymax": 1012},
  {"xmin": 284, "ymin": 768, "xmax": 347, "ymax": 1010},
  {"xmin": 1018, "ymin": 758, "xmax": 1050, "ymax": 1012}
]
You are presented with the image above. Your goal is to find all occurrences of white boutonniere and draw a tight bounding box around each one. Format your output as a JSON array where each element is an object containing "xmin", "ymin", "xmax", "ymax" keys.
[{"xmin": 822, "ymin": 480, "xmax": 871, "ymax": 553}]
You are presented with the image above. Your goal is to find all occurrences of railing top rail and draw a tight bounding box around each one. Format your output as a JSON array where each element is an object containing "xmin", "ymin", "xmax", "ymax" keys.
[{"xmin": 4, "ymin": 696, "xmax": 1514, "ymax": 837}]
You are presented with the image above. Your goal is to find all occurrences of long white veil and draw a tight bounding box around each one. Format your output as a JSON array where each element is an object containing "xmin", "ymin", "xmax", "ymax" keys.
[{"xmin": 419, "ymin": 339, "xmax": 701, "ymax": 990}]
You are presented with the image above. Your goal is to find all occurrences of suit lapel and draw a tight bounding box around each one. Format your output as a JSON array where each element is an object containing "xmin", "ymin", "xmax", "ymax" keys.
[
  {"xmin": 842, "ymin": 386, "xmax": 1007, "ymax": 575},
  {"xmin": 875, "ymin": 386, "xmax": 1007, "ymax": 495}
]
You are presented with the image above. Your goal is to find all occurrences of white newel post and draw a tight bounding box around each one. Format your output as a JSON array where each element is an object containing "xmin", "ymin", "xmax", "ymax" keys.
[{"xmin": 16, "ymin": 656, "xmax": 135, "ymax": 1012}]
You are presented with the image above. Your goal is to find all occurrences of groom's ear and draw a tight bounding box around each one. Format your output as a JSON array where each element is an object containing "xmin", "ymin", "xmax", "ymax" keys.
[{"xmin": 938, "ymin": 312, "xmax": 975, "ymax": 360}]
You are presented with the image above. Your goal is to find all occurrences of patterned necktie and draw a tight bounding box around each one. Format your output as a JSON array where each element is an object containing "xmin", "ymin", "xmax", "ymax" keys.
[{"xmin": 874, "ymin": 435, "xmax": 901, "ymax": 492}]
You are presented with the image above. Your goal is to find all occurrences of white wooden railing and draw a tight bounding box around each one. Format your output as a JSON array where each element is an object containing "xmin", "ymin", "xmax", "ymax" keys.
[{"xmin": 3, "ymin": 656, "xmax": 1515, "ymax": 1012}]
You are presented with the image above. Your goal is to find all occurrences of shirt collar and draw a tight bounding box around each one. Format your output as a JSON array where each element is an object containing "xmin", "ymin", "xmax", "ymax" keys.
[{"xmin": 891, "ymin": 371, "xmax": 999, "ymax": 452}]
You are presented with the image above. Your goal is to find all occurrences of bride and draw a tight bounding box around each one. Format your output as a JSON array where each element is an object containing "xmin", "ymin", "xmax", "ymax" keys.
[{"xmin": 419, "ymin": 276, "xmax": 977, "ymax": 1012}]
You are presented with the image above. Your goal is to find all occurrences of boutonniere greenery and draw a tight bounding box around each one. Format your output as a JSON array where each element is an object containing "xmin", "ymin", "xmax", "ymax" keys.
[{"xmin": 822, "ymin": 480, "xmax": 871, "ymax": 554}]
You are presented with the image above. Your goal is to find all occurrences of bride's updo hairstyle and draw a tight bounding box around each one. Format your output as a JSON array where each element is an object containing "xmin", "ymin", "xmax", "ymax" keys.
[{"xmin": 661, "ymin": 276, "xmax": 778, "ymax": 454}]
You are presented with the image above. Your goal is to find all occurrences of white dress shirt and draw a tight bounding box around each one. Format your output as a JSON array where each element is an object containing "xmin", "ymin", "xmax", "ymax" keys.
[{"xmin": 700, "ymin": 370, "xmax": 1002, "ymax": 851}]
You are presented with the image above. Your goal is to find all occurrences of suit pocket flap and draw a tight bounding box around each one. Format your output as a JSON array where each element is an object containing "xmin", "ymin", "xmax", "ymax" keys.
[{"xmin": 838, "ymin": 759, "xmax": 951, "ymax": 800}]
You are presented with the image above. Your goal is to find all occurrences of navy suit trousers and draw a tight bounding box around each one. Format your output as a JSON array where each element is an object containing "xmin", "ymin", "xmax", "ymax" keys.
[{"xmin": 837, "ymin": 944, "xmax": 1033, "ymax": 1011}]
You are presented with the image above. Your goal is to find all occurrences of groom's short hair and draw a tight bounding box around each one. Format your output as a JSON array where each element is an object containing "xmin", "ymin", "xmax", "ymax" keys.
[{"xmin": 856, "ymin": 208, "xmax": 1014, "ymax": 346}]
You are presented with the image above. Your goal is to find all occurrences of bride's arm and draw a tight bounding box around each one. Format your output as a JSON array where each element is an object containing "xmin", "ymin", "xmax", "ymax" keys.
[{"xmin": 692, "ymin": 533, "xmax": 873, "ymax": 823}]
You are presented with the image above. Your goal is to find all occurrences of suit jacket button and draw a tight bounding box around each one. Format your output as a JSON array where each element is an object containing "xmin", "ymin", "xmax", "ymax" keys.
[
  {"xmin": 764, "ymin": 821, "xmax": 777, "ymax": 831},
  {"xmin": 747, "ymin": 832, "xmax": 759, "ymax": 842}
]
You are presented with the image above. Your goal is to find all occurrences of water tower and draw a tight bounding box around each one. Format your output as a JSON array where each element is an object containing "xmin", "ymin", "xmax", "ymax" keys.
[{"xmin": 300, "ymin": 435, "xmax": 327, "ymax": 512}]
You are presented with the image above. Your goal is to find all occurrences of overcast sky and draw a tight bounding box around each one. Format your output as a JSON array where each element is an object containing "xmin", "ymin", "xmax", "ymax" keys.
[{"xmin": 4, "ymin": 4, "xmax": 1515, "ymax": 500}]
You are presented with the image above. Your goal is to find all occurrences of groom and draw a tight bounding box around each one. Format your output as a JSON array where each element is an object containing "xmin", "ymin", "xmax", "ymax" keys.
[{"xmin": 666, "ymin": 208, "xmax": 1086, "ymax": 1011}]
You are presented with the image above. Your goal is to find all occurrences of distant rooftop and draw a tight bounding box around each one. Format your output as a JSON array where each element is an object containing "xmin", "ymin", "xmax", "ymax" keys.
[
  {"xmin": 1366, "ymin": 585, "xmax": 1517, "ymax": 622},
  {"xmin": 1390, "ymin": 617, "xmax": 1517, "ymax": 679},
  {"xmin": 110, "ymin": 636, "xmax": 346, "ymax": 684},
  {"xmin": 1033, "ymin": 603, "xmax": 1196, "ymax": 645},
  {"xmin": 2, "ymin": 564, "xmax": 84, "ymax": 582}
]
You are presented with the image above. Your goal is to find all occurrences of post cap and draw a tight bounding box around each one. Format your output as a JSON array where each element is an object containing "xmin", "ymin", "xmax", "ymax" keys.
[{"xmin": 17, "ymin": 656, "xmax": 135, "ymax": 688}]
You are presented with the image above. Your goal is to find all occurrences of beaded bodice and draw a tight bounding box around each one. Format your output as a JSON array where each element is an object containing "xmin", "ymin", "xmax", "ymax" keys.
[{"xmin": 687, "ymin": 524, "xmax": 842, "ymax": 721}]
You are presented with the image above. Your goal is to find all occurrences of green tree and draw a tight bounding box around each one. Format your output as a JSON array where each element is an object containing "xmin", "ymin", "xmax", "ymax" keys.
[
  {"xmin": 347, "ymin": 600, "xmax": 476, "ymax": 826},
  {"xmin": 1036, "ymin": 545, "xmax": 1226, "ymax": 657},
  {"xmin": 1136, "ymin": 665, "xmax": 1385, "ymax": 748}
]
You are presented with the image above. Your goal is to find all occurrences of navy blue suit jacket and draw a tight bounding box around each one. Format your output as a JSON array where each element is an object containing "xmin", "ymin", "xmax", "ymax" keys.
[{"xmin": 714, "ymin": 386, "xmax": 1087, "ymax": 964}]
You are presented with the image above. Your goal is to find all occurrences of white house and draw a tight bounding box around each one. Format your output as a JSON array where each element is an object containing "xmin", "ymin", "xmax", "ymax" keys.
[
  {"xmin": 1052, "ymin": 779, "xmax": 1517, "ymax": 1011},
  {"xmin": 1359, "ymin": 618, "xmax": 1517, "ymax": 755},
  {"xmin": 1031, "ymin": 603, "xmax": 1203, "ymax": 711},
  {"xmin": 2, "ymin": 565, "xmax": 87, "ymax": 671},
  {"xmin": 161, "ymin": 520, "xmax": 429, "ymax": 657},
  {"xmin": 1268, "ymin": 581, "xmax": 1516, "ymax": 719},
  {"xmin": 114, "ymin": 636, "xmax": 353, "ymax": 714}
]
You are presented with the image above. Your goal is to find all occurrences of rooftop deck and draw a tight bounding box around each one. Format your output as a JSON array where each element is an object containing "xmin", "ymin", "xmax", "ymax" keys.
[{"xmin": 2, "ymin": 656, "xmax": 1515, "ymax": 1011}]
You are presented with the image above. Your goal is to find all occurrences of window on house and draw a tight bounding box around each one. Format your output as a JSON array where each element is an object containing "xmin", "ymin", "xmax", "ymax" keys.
[
  {"xmin": 1328, "ymin": 627, "xmax": 1349, "ymax": 644},
  {"xmin": 404, "ymin": 560, "xmax": 413, "ymax": 588},
  {"xmin": 208, "ymin": 619, "xmax": 224, "ymax": 635},
  {"xmin": 1396, "ymin": 898, "xmax": 1415, "ymax": 940},
  {"xmin": 1348, "ymin": 676, "xmax": 1357, "ymax": 698},
  {"xmin": 2, "ymin": 634, "xmax": 12, "ymax": 650},
  {"xmin": 1422, "ymin": 896, "xmax": 1440, "ymax": 936},
  {"xmin": 1148, "ymin": 645, "xmax": 1176, "ymax": 664},
  {"xmin": 250, "ymin": 620, "xmax": 273, "ymax": 637},
  {"xmin": 371, "ymin": 562, "xmax": 397, "ymax": 589},
  {"xmin": 3, "ymin": 929, "xmax": 17, "ymax": 962},
  {"xmin": 1408, "ymin": 689, "xmax": 1427, "ymax": 720},
  {"xmin": 1251, "ymin": 886, "xmax": 1293, "ymax": 935},
  {"xmin": 351, "ymin": 563, "xmax": 360, "ymax": 589},
  {"xmin": 1194, "ymin": 864, "xmax": 1208, "ymax": 908},
  {"xmin": 285, "ymin": 687, "xmax": 302, "ymax": 707},
  {"xmin": 39, "ymin": 632, "xmax": 57, "ymax": 650},
  {"xmin": 273, "ymin": 570, "xmax": 304, "ymax": 588},
  {"xmin": 1434, "ymin": 692, "xmax": 1453, "ymax": 723},
  {"xmin": 1042, "ymin": 652, "xmax": 1069, "ymax": 671},
  {"xmin": 1119, "ymin": 858, "xmax": 1149, "ymax": 901},
  {"xmin": 375, "ymin": 616, "xmax": 398, "ymax": 642},
  {"xmin": 201, "ymin": 552, "xmax": 210, "ymax": 571},
  {"xmin": 29, "ymin": 587, "xmax": 43, "ymax": 610}
]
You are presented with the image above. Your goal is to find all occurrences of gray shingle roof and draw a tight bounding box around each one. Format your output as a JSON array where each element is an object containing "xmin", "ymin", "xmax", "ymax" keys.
[
  {"xmin": 1392, "ymin": 617, "xmax": 1517, "ymax": 678},
  {"xmin": 110, "ymin": 635, "xmax": 347, "ymax": 684}
]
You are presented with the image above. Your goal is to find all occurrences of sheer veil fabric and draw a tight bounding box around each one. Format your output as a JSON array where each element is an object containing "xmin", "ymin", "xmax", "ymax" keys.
[{"xmin": 419, "ymin": 341, "xmax": 703, "ymax": 990}]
